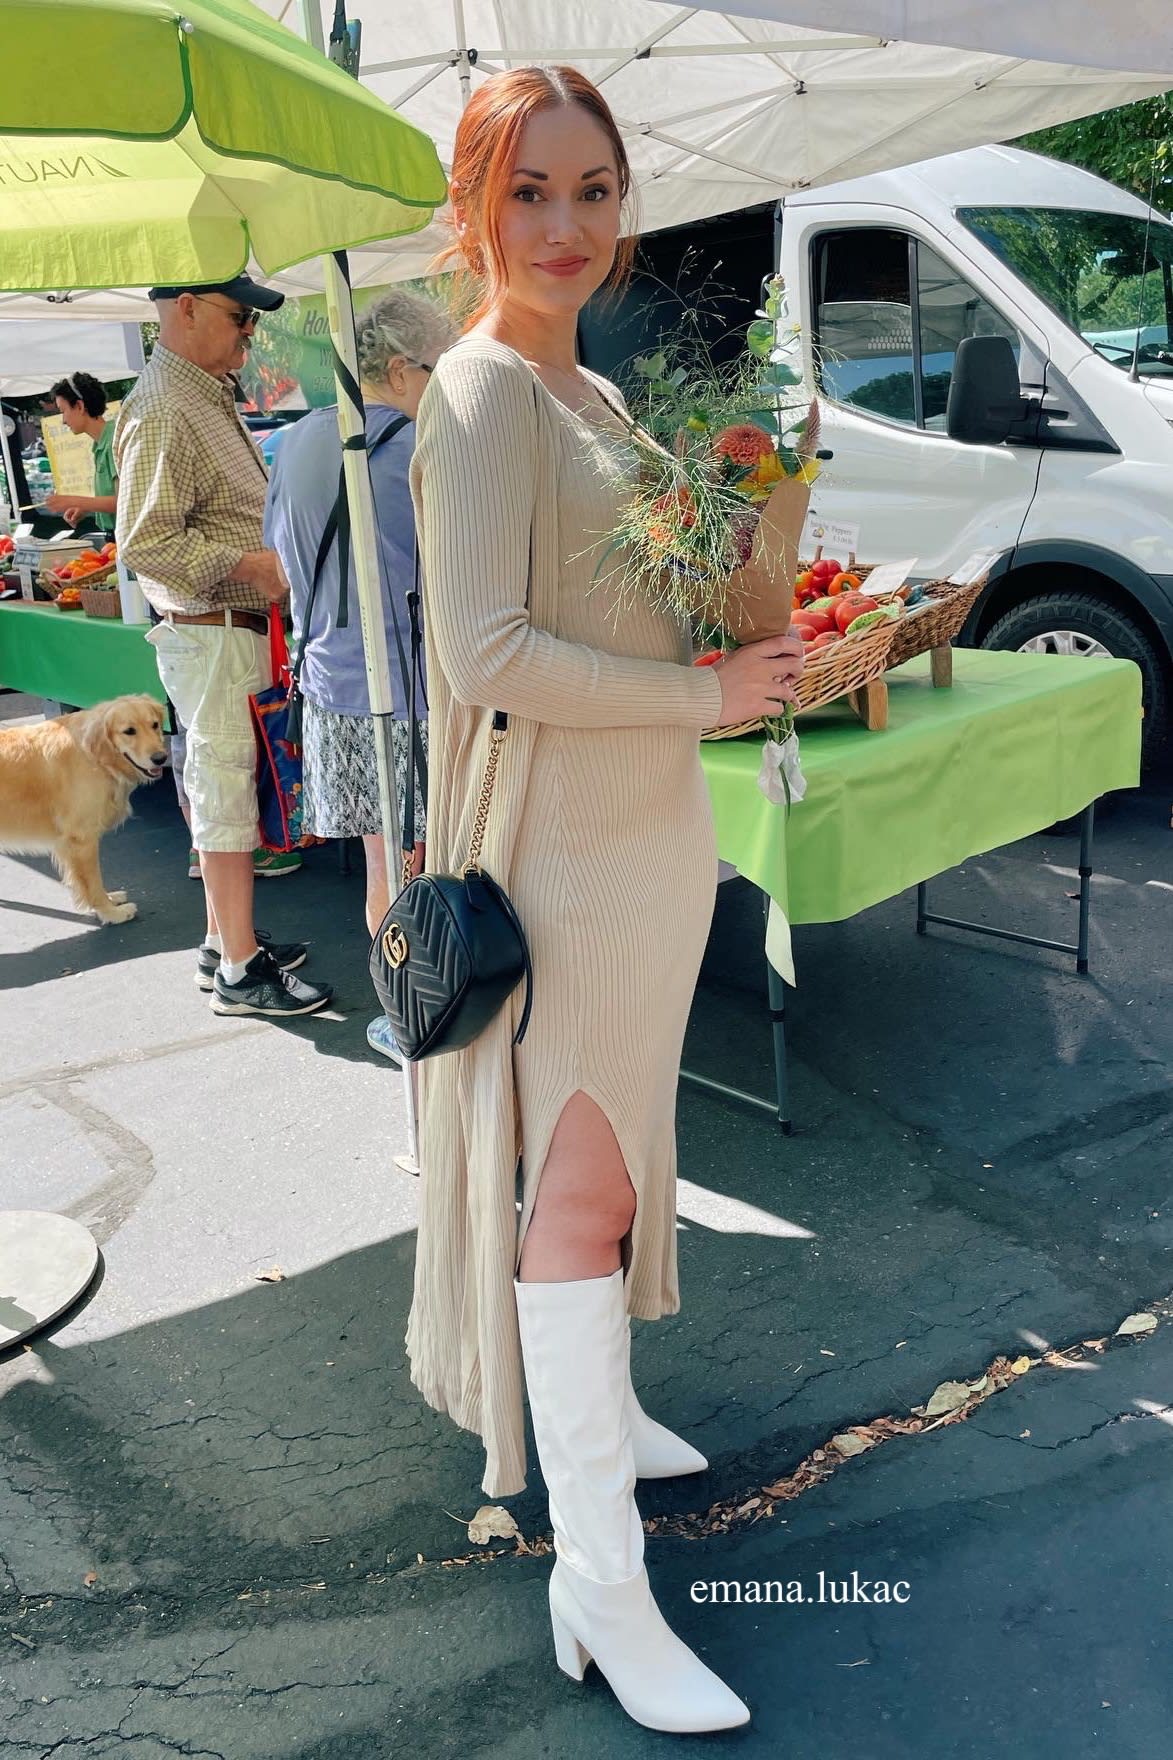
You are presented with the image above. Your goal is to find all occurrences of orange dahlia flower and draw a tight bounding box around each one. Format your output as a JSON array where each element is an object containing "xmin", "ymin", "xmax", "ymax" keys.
[{"xmin": 712, "ymin": 423, "xmax": 775, "ymax": 469}]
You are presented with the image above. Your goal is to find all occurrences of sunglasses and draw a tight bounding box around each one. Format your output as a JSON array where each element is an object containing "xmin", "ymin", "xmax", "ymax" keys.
[{"xmin": 190, "ymin": 293, "xmax": 260, "ymax": 330}]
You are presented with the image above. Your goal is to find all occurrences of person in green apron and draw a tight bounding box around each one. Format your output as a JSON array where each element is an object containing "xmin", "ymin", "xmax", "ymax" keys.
[{"xmin": 45, "ymin": 371, "xmax": 118, "ymax": 535}]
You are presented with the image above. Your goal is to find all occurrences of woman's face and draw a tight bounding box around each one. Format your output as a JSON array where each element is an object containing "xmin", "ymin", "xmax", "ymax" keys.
[
  {"xmin": 55, "ymin": 395, "xmax": 87, "ymax": 435},
  {"xmin": 487, "ymin": 103, "xmax": 622, "ymax": 321}
]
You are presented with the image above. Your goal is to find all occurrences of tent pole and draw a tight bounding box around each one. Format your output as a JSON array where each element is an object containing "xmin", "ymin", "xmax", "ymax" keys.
[
  {"xmin": 300, "ymin": 0, "xmax": 420, "ymax": 1166},
  {"xmin": 0, "ymin": 404, "xmax": 20, "ymax": 522}
]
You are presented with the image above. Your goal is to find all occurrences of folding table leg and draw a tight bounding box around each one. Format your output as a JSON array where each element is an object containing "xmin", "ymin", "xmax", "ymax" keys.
[
  {"xmin": 677, "ymin": 886, "xmax": 793, "ymax": 1129},
  {"xmin": 914, "ymin": 801, "xmax": 1097, "ymax": 973},
  {"xmin": 1076, "ymin": 803, "xmax": 1095, "ymax": 975},
  {"xmin": 765, "ymin": 946, "xmax": 793, "ymax": 1135}
]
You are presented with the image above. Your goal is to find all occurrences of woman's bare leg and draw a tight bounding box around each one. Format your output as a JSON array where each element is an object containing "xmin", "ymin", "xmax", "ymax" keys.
[{"xmin": 518, "ymin": 1093, "xmax": 635, "ymax": 1283}]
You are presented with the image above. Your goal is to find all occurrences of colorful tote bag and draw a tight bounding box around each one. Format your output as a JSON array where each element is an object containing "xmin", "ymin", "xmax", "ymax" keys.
[{"xmin": 250, "ymin": 606, "xmax": 313, "ymax": 853}]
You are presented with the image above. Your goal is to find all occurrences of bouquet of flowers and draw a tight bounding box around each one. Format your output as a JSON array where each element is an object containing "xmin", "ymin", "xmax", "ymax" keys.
[
  {"xmin": 605, "ymin": 277, "xmax": 822, "ymax": 803},
  {"xmin": 606, "ymin": 277, "xmax": 821, "ymax": 636}
]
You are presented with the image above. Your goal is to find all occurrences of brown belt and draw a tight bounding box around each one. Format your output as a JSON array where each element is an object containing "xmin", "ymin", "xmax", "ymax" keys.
[{"xmin": 169, "ymin": 608, "xmax": 269, "ymax": 637}]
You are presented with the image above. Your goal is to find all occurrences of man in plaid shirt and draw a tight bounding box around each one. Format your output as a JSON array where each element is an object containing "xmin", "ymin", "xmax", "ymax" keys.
[{"xmin": 116, "ymin": 277, "xmax": 332, "ymax": 1017}]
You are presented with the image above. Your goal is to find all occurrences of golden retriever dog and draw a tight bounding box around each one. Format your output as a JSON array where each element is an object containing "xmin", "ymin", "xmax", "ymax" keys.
[{"xmin": 0, "ymin": 695, "xmax": 168, "ymax": 924}]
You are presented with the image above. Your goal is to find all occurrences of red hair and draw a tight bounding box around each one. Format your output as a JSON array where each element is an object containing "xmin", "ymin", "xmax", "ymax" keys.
[{"xmin": 437, "ymin": 65, "xmax": 637, "ymax": 328}]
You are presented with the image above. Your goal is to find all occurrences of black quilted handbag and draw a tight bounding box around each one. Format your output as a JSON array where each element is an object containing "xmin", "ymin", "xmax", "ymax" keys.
[{"xmin": 368, "ymin": 589, "xmax": 533, "ymax": 1061}]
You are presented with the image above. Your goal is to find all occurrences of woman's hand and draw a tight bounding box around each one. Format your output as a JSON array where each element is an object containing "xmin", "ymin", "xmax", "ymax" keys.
[{"xmin": 713, "ymin": 634, "xmax": 805, "ymax": 726}]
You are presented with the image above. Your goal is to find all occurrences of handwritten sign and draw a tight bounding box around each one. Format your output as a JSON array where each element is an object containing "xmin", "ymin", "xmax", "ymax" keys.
[
  {"xmin": 801, "ymin": 511, "xmax": 861, "ymax": 558},
  {"xmin": 860, "ymin": 557, "xmax": 917, "ymax": 597}
]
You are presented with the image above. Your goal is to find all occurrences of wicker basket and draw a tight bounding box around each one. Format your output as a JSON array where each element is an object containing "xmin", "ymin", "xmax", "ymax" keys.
[
  {"xmin": 79, "ymin": 586, "xmax": 123, "ymax": 619},
  {"xmin": 49, "ymin": 559, "xmax": 118, "ymax": 592},
  {"xmin": 53, "ymin": 596, "xmax": 84, "ymax": 611},
  {"xmin": 884, "ymin": 576, "xmax": 985, "ymax": 670},
  {"xmin": 702, "ymin": 615, "xmax": 898, "ymax": 741}
]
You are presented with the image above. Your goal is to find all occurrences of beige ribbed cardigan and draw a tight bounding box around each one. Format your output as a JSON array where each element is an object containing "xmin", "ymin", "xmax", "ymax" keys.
[{"xmin": 406, "ymin": 337, "xmax": 723, "ymax": 1497}]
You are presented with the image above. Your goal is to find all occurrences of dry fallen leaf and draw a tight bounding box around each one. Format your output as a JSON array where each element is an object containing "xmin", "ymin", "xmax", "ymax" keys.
[
  {"xmin": 916, "ymin": 1380, "xmax": 971, "ymax": 1419},
  {"xmin": 255, "ymin": 1266, "xmax": 285, "ymax": 1283},
  {"xmin": 467, "ymin": 1505, "xmax": 519, "ymax": 1546},
  {"xmin": 82, "ymin": 1571, "xmax": 97, "ymax": 1588},
  {"xmin": 830, "ymin": 1431, "xmax": 873, "ymax": 1458},
  {"xmin": 1116, "ymin": 1312, "xmax": 1158, "ymax": 1337}
]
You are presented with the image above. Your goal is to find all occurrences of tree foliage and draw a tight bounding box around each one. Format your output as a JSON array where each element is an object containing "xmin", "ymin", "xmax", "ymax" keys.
[{"xmin": 1020, "ymin": 96, "xmax": 1173, "ymax": 210}]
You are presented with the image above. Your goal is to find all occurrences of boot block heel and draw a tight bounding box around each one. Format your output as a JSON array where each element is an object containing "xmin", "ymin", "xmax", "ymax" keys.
[{"xmin": 551, "ymin": 1609, "xmax": 589, "ymax": 1682}]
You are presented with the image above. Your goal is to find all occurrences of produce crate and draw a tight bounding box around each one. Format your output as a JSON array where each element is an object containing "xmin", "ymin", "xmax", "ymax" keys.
[
  {"xmin": 79, "ymin": 587, "xmax": 123, "ymax": 619},
  {"xmin": 702, "ymin": 614, "xmax": 898, "ymax": 741},
  {"xmin": 882, "ymin": 576, "xmax": 987, "ymax": 678}
]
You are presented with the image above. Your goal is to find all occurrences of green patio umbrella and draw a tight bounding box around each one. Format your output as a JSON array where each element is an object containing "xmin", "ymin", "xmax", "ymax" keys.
[{"xmin": 1, "ymin": 0, "xmax": 446, "ymax": 290}]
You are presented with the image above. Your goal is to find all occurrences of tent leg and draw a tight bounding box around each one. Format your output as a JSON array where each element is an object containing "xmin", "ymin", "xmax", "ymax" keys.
[{"xmin": 0, "ymin": 404, "xmax": 20, "ymax": 522}]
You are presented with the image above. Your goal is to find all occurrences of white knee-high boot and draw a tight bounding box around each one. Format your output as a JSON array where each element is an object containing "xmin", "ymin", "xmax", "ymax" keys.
[
  {"xmin": 625, "ymin": 1322, "xmax": 708, "ymax": 1479},
  {"xmin": 515, "ymin": 1269, "xmax": 749, "ymax": 1734}
]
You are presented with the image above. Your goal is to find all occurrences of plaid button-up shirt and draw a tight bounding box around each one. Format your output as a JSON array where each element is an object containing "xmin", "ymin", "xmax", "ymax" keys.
[{"xmin": 114, "ymin": 345, "xmax": 272, "ymax": 616}]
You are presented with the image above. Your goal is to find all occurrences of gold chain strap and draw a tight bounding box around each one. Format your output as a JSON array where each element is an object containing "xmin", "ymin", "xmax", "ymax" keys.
[{"xmin": 464, "ymin": 724, "xmax": 507, "ymax": 875}]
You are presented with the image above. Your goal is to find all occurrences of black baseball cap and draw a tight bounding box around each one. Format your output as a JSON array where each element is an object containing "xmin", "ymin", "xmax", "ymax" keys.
[{"xmin": 147, "ymin": 274, "xmax": 285, "ymax": 312}]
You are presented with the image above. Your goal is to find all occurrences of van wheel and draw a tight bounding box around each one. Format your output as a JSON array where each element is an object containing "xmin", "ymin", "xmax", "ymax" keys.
[{"xmin": 981, "ymin": 592, "xmax": 1168, "ymax": 765}]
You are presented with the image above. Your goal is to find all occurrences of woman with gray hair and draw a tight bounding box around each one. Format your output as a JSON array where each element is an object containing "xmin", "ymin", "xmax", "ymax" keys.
[{"xmin": 265, "ymin": 285, "xmax": 457, "ymax": 1060}]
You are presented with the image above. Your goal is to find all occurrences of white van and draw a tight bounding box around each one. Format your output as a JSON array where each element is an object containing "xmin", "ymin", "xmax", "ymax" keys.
[{"xmin": 779, "ymin": 144, "xmax": 1173, "ymax": 758}]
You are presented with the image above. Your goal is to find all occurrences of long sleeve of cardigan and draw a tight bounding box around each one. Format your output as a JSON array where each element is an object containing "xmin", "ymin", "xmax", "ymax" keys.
[{"xmin": 414, "ymin": 344, "xmax": 724, "ymax": 731}]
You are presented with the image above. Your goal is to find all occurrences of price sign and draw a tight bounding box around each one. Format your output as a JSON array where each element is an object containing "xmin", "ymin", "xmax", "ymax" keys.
[
  {"xmin": 801, "ymin": 510, "xmax": 860, "ymax": 558},
  {"xmin": 860, "ymin": 557, "xmax": 917, "ymax": 597},
  {"xmin": 948, "ymin": 549, "xmax": 1002, "ymax": 586}
]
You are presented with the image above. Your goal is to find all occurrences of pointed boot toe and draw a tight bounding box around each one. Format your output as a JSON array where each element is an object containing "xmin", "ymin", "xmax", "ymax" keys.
[{"xmin": 549, "ymin": 1560, "xmax": 750, "ymax": 1733}]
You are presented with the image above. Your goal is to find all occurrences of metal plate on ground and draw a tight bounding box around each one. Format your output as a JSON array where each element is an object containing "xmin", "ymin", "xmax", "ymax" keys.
[{"xmin": 0, "ymin": 1211, "xmax": 99, "ymax": 1347}]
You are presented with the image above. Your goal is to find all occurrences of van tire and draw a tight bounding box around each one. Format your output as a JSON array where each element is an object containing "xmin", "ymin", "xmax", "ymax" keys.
[{"xmin": 981, "ymin": 592, "xmax": 1167, "ymax": 765}]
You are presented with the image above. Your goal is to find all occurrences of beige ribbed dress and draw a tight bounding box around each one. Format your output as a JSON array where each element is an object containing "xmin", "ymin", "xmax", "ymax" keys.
[{"xmin": 406, "ymin": 337, "xmax": 724, "ymax": 1497}]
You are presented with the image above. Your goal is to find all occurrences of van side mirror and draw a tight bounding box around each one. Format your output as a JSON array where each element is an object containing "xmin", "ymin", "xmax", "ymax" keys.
[{"xmin": 946, "ymin": 335, "xmax": 1030, "ymax": 445}]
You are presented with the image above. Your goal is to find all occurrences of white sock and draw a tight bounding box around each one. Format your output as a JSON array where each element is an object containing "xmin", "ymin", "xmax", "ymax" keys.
[
  {"xmin": 204, "ymin": 932, "xmax": 222, "ymax": 954},
  {"xmin": 220, "ymin": 947, "xmax": 261, "ymax": 985}
]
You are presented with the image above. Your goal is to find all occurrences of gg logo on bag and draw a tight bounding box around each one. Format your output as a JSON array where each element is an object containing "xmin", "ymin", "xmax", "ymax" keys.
[{"xmin": 383, "ymin": 924, "xmax": 409, "ymax": 970}]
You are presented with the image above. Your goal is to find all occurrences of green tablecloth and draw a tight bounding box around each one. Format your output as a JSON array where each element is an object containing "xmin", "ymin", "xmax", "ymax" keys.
[
  {"xmin": 701, "ymin": 648, "xmax": 1142, "ymax": 925},
  {"xmin": 0, "ymin": 601, "xmax": 164, "ymax": 711}
]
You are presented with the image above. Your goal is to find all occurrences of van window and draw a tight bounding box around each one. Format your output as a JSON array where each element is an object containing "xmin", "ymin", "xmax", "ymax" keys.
[
  {"xmin": 958, "ymin": 206, "xmax": 1173, "ymax": 376},
  {"xmin": 813, "ymin": 228, "xmax": 1019, "ymax": 429}
]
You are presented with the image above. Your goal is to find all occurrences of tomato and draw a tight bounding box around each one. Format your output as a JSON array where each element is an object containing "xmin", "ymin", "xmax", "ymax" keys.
[
  {"xmin": 809, "ymin": 629, "xmax": 844, "ymax": 652},
  {"xmin": 794, "ymin": 608, "xmax": 835, "ymax": 636},
  {"xmin": 834, "ymin": 592, "xmax": 878, "ymax": 634},
  {"xmin": 793, "ymin": 623, "xmax": 822, "ymax": 644}
]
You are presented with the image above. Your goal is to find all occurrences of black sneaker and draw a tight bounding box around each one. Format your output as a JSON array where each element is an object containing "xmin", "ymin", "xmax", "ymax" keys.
[
  {"xmin": 195, "ymin": 929, "xmax": 307, "ymax": 992},
  {"xmin": 210, "ymin": 948, "xmax": 332, "ymax": 1017}
]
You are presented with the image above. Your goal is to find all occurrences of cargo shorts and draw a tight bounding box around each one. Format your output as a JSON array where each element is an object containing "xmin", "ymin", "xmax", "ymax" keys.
[{"xmin": 145, "ymin": 614, "xmax": 270, "ymax": 854}]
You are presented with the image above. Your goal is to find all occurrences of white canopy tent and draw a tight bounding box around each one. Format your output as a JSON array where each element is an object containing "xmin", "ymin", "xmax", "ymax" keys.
[
  {"xmin": 688, "ymin": 1, "xmax": 1173, "ymax": 74},
  {"xmin": 1, "ymin": 0, "xmax": 1168, "ymax": 320},
  {"xmin": 0, "ymin": 321, "xmax": 145, "ymax": 522},
  {"xmin": 0, "ymin": 321, "xmax": 144, "ymax": 395}
]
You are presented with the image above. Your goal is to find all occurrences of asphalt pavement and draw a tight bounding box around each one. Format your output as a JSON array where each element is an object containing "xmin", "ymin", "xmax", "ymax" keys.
[{"xmin": 1, "ymin": 691, "xmax": 1171, "ymax": 1759}]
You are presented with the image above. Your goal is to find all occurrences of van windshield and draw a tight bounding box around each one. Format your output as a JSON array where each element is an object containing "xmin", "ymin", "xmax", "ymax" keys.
[{"xmin": 958, "ymin": 206, "xmax": 1173, "ymax": 375}]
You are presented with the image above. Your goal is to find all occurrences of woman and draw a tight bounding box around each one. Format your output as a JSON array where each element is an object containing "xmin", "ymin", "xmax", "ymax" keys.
[
  {"xmin": 46, "ymin": 372, "xmax": 118, "ymax": 532},
  {"xmin": 264, "ymin": 287, "xmax": 457, "ymax": 1058},
  {"xmin": 408, "ymin": 67, "xmax": 805, "ymax": 1733}
]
